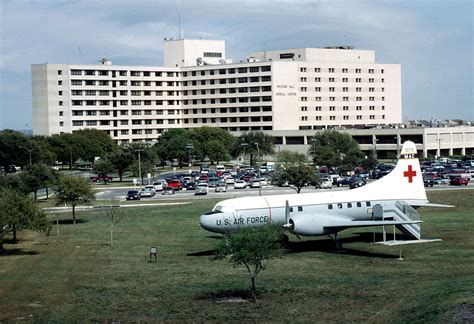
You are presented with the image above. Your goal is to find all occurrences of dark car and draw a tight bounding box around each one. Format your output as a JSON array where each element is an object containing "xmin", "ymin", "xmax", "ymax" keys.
[
  {"xmin": 349, "ymin": 176, "xmax": 366, "ymax": 189},
  {"xmin": 126, "ymin": 190, "xmax": 141, "ymax": 200},
  {"xmin": 423, "ymin": 174, "xmax": 436, "ymax": 187},
  {"xmin": 185, "ymin": 182, "xmax": 197, "ymax": 190},
  {"xmin": 336, "ymin": 177, "xmax": 352, "ymax": 187},
  {"xmin": 450, "ymin": 177, "xmax": 469, "ymax": 186}
]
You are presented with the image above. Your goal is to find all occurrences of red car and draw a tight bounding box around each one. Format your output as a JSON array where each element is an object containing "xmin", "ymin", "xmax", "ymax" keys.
[
  {"xmin": 450, "ymin": 177, "xmax": 470, "ymax": 186},
  {"xmin": 167, "ymin": 179, "xmax": 182, "ymax": 190},
  {"xmin": 90, "ymin": 175, "xmax": 113, "ymax": 182}
]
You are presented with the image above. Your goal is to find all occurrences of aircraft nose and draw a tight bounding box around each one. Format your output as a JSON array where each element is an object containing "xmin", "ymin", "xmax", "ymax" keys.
[{"xmin": 199, "ymin": 213, "xmax": 216, "ymax": 232}]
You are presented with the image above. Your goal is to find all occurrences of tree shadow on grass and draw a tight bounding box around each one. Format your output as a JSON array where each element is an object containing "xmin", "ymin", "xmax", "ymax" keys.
[
  {"xmin": 52, "ymin": 219, "xmax": 89, "ymax": 225},
  {"xmin": 285, "ymin": 232, "xmax": 401, "ymax": 259},
  {"xmin": 194, "ymin": 289, "xmax": 252, "ymax": 303},
  {"xmin": 0, "ymin": 249, "xmax": 39, "ymax": 257},
  {"xmin": 187, "ymin": 249, "xmax": 215, "ymax": 257}
]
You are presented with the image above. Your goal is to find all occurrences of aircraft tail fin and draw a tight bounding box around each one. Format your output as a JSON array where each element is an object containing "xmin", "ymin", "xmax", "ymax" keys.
[{"xmin": 363, "ymin": 141, "xmax": 427, "ymax": 203}]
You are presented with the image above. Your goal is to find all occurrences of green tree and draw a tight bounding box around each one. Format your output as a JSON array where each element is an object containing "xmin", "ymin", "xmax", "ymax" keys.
[
  {"xmin": 0, "ymin": 129, "xmax": 35, "ymax": 171},
  {"xmin": 130, "ymin": 160, "xmax": 155, "ymax": 185},
  {"xmin": 73, "ymin": 129, "xmax": 116, "ymax": 163},
  {"xmin": 154, "ymin": 128, "xmax": 190, "ymax": 168},
  {"xmin": 48, "ymin": 133, "xmax": 81, "ymax": 170},
  {"xmin": 213, "ymin": 224, "xmax": 284, "ymax": 302},
  {"xmin": 310, "ymin": 130, "xmax": 364, "ymax": 171},
  {"xmin": 275, "ymin": 164, "xmax": 320, "ymax": 193},
  {"xmin": 205, "ymin": 139, "xmax": 230, "ymax": 165},
  {"xmin": 233, "ymin": 131, "xmax": 274, "ymax": 166},
  {"xmin": 55, "ymin": 176, "xmax": 95, "ymax": 224},
  {"xmin": 0, "ymin": 188, "xmax": 49, "ymax": 252},
  {"xmin": 276, "ymin": 150, "xmax": 307, "ymax": 166},
  {"xmin": 108, "ymin": 149, "xmax": 134, "ymax": 182},
  {"xmin": 21, "ymin": 163, "xmax": 57, "ymax": 200},
  {"xmin": 92, "ymin": 159, "xmax": 115, "ymax": 184},
  {"xmin": 189, "ymin": 127, "xmax": 235, "ymax": 164}
]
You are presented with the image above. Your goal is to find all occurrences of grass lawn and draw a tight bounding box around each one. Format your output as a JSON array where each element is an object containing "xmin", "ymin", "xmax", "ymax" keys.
[{"xmin": 1, "ymin": 190, "xmax": 473, "ymax": 322}]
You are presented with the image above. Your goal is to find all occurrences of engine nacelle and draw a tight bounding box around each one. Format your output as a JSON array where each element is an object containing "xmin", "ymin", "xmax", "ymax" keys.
[{"xmin": 289, "ymin": 214, "xmax": 335, "ymax": 236}]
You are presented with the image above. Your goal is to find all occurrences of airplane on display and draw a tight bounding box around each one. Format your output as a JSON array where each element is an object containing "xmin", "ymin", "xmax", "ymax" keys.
[{"xmin": 199, "ymin": 141, "xmax": 450, "ymax": 248}]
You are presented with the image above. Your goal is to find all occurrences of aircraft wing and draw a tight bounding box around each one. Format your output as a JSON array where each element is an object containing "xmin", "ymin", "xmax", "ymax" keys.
[
  {"xmin": 324, "ymin": 220, "xmax": 421, "ymax": 230},
  {"xmin": 410, "ymin": 202, "xmax": 454, "ymax": 208}
]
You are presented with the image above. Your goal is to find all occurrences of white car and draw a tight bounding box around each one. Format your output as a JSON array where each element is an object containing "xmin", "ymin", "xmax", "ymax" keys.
[
  {"xmin": 234, "ymin": 180, "xmax": 247, "ymax": 189},
  {"xmin": 250, "ymin": 179, "xmax": 261, "ymax": 188},
  {"xmin": 225, "ymin": 177, "xmax": 235, "ymax": 185},
  {"xmin": 319, "ymin": 177, "xmax": 333, "ymax": 189},
  {"xmin": 153, "ymin": 180, "xmax": 167, "ymax": 192}
]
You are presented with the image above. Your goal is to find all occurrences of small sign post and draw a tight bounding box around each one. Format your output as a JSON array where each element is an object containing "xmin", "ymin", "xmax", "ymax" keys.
[{"xmin": 150, "ymin": 246, "xmax": 157, "ymax": 262}]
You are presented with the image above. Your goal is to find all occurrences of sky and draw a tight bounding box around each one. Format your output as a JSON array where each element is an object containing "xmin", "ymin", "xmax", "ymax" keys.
[{"xmin": 0, "ymin": 0, "xmax": 472, "ymax": 130}]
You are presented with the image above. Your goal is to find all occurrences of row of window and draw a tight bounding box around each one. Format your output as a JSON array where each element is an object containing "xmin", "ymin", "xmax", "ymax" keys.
[
  {"xmin": 300, "ymin": 67, "xmax": 384, "ymax": 74},
  {"xmin": 182, "ymin": 66, "xmax": 271, "ymax": 77},
  {"xmin": 69, "ymin": 106, "xmax": 272, "ymax": 116},
  {"xmin": 69, "ymin": 70, "xmax": 179, "ymax": 77},
  {"xmin": 184, "ymin": 96, "xmax": 272, "ymax": 105},
  {"xmin": 184, "ymin": 106, "xmax": 272, "ymax": 114},
  {"xmin": 300, "ymin": 77, "xmax": 384, "ymax": 83},
  {"xmin": 301, "ymin": 115, "xmax": 384, "ymax": 121},
  {"xmin": 301, "ymin": 96, "xmax": 385, "ymax": 102},
  {"xmin": 182, "ymin": 75, "xmax": 272, "ymax": 86},
  {"xmin": 183, "ymin": 117, "xmax": 272, "ymax": 124},
  {"xmin": 301, "ymin": 105, "xmax": 384, "ymax": 111},
  {"xmin": 70, "ymin": 80, "xmax": 179, "ymax": 87},
  {"xmin": 69, "ymin": 86, "xmax": 272, "ymax": 97},
  {"xmin": 328, "ymin": 201, "xmax": 372, "ymax": 209},
  {"xmin": 302, "ymin": 87, "xmax": 384, "ymax": 92}
]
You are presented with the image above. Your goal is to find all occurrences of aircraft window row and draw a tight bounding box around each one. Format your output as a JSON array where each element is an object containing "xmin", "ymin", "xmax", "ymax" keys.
[
  {"xmin": 328, "ymin": 201, "xmax": 371, "ymax": 209},
  {"xmin": 289, "ymin": 206, "xmax": 304, "ymax": 212}
]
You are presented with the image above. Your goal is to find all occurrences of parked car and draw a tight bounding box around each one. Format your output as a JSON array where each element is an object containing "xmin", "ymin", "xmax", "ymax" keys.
[
  {"xmin": 317, "ymin": 177, "xmax": 333, "ymax": 189},
  {"xmin": 195, "ymin": 185, "xmax": 208, "ymax": 195},
  {"xmin": 250, "ymin": 179, "xmax": 261, "ymax": 188},
  {"xmin": 8, "ymin": 165, "xmax": 21, "ymax": 173},
  {"xmin": 224, "ymin": 176, "xmax": 235, "ymax": 185},
  {"xmin": 153, "ymin": 180, "xmax": 167, "ymax": 191},
  {"xmin": 126, "ymin": 190, "xmax": 141, "ymax": 200},
  {"xmin": 450, "ymin": 177, "xmax": 470, "ymax": 186},
  {"xmin": 207, "ymin": 177, "xmax": 221, "ymax": 187},
  {"xmin": 90, "ymin": 175, "xmax": 113, "ymax": 182},
  {"xmin": 423, "ymin": 174, "xmax": 436, "ymax": 187},
  {"xmin": 167, "ymin": 179, "xmax": 182, "ymax": 191},
  {"xmin": 349, "ymin": 176, "xmax": 367, "ymax": 189},
  {"xmin": 336, "ymin": 177, "xmax": 352, "ymax": 187},
  {"xmin": 140, "ymin": 187, "xmax": 156, "ymax": 197},
  {"xmin": 161, "ymin": 186, "xmax": 175, "ymax": 195},
  {"xmin": 185, "ymin": 182, "xmax": 197, "ymax": 190},
  {"xmin": 215, "ymin": 182, "xmax": 227, "ymax": 192},
  {"xmin": 234, "ymin": 180, "xmax": 247, "ymax": 189}
]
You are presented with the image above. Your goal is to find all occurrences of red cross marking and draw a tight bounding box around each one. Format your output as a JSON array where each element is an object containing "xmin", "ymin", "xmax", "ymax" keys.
[{"xmin": 403, "ymin": 165, "xmax": 417, "ymax": 183}]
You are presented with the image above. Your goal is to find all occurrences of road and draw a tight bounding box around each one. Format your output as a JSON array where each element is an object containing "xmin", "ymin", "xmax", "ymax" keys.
[{"xmin": 94, "ymin": 181, "xmax": 474, "ymax": 202}]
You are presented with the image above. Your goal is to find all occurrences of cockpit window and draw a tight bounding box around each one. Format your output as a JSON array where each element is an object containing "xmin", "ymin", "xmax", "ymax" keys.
[
  {"xmin": 203, "ymin": 210, "xmax": 223, "ymax": 215},
  {"xmin": 214, "ymin": 205, "xmax": 222, "ymax": 211}
]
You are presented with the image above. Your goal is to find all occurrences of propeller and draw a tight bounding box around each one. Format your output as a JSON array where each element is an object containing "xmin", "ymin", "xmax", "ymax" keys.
[
  {"xmin": 282, "ymin": 200, "xmax": 300, "ymax": 240},
  {"xmin": 283, "ymin": 200, "xmax": 291, "ymax": 228}
]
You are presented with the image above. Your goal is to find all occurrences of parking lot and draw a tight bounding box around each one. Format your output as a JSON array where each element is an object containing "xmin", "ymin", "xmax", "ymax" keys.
[{"xmin": 95, "ymin": 179, "xmax": 474, "ymax": 201}]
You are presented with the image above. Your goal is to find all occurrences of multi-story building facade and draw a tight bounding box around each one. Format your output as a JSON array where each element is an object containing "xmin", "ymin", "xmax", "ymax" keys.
[{"xmin": 32, "ymin": 38, "xmax": 402, "ymax": 145}]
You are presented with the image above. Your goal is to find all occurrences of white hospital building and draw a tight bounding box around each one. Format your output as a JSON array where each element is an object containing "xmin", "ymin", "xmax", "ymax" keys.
[{"xmin": 31, "ymin": 38, "xmax": 473, "ymax": 157}]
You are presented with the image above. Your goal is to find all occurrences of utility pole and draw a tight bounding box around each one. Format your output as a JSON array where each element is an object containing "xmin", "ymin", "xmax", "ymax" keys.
[
  {"xmin": 19, "ymin": 146, "xmax": 34, "ymax": 166},
  {"xmin": 240, "ymin": 143, "xmax": 248, "ymax": 165},
  {"xmin": 135, "ymin": 149, "xmax": 144, "ymax": 187},
  {"xmin": 255, "ymin": 142, "xmax": 261, "ymax": 197},
  {"xmin": 186, "ymin": 143, "xmax": 194, "ymax": 173}
]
